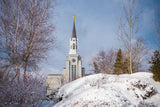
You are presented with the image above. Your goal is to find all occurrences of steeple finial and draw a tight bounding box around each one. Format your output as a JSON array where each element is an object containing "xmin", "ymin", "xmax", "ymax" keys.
[
  {"xmin": 72, "ymin": 14, "xmax": 76, "ymax": 38},
  {"xmin": 73, "ymin": 14, "xmax": 75, "ymax": 22}
]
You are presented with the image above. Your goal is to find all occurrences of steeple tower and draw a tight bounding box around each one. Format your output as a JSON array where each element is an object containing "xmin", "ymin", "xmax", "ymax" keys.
[
  {"xmin": 72, "ymin": 14, "xmax": 77, "ymax": 38},
  {"xmin": 63, "ymin": 14, "xmax": 85, "ymax": 84},
  {"xmin": 69, "ymin": 14, "xmax": 78, "ymax": 54}
]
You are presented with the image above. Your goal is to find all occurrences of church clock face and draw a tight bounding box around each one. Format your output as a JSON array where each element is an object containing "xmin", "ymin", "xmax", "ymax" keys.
[{"xmin": 72, "ymin": 58, "xmax": 76, "ymax": 63}]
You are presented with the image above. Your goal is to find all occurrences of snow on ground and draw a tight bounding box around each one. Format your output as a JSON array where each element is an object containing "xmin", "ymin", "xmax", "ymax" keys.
[{"xmin": 46, "ymin": 72, "xmax": 160, "ymax": 107}]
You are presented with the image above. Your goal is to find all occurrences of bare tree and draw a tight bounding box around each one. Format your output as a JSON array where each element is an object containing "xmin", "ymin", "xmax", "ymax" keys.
[
  {"xmin": 89, "ymin": 49, "xmax": 116, "ymax": 74},
  {"xmin": 118, "ymin": 0, "xmax": 141, "ymax": 74},
  {"xmin": 93, "ymin": 62, "xmax": 100, "ymax": 74},
  {"xmin": 0, "ymin": 0, "xmax": 56, "ymax": 82},
  {"xmin": 0, "ymin": 72, "xmax": 46, "ymax": 106},
  {"xmin": 132, "ymin": 38, "xmax": 149, "ymax": 72}
]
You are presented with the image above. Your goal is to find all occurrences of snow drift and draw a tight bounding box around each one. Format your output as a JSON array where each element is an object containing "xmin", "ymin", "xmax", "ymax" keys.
[{"xmin": 46, "ymin": 72, "xmax": 160, "ymax": 107}]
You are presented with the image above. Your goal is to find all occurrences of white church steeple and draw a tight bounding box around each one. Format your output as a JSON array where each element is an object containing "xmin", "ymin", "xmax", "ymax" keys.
[
  {"xmin": 69, "ymin": 14, "xmax": 78, "ymax": 54},
  {"xmin": 62, "ymin": 14, "xmax": 85, "ymax": 84},
  {"xmin": 46, "ymin": 14, "xmax": 85, "ymax": 94}
]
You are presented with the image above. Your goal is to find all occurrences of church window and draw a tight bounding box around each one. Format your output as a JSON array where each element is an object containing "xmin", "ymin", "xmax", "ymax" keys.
[
  {"xmin": 73, "ymin": 43, "xmax": 75, "ymax": 49},
  {"xmin": 72, "ymin": 65, "xmax": 73, "ymax": 80},
  {"xmin": 72, "ymin": 58, "xmax": 76, "ymax": 62},
  {"xmin": 72, "ymin": 65, "xmax": 76, "ymax": 80},
  {"xmin": 74, "ymin": 65, "xmax": 76, "ymax": 80}
]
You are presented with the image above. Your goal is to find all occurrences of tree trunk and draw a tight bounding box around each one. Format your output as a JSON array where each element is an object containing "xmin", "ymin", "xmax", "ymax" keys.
[
  {"xmin": 23, "ymin": 62, "xmax": 27, "ymax": 84},
  {"xmin": 129, "ymin": 0, "xmax": 133, "ymax": 74},
  {"xmin": 17, "ymin": 67, "xmax": 20, "ymax": 83}
]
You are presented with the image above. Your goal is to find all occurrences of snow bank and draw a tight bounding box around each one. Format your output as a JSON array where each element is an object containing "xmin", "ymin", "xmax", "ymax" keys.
[{"xmin": 50, "ymin": 72, "xmax": 160, "ymax": 107}]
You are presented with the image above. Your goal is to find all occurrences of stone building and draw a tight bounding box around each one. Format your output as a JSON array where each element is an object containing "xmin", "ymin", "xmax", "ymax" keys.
[{"xmin": 46, "ymin": 15, "xmax": 85, "ymax": 94}]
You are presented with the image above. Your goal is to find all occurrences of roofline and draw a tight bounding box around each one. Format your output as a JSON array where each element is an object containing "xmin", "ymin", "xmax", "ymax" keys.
[{"xmin": 48, "ymin": 74, "xmax": 62, "ymax": 76}]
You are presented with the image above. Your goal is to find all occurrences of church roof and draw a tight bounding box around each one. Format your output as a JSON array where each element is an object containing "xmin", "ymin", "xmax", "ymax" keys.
[
  {"xmin": 48, "ymin": 74, "xmax": 62, "ymax": 76},
  {"xmin": 72, "ymin": 14, "xmax": 77, "ymax": 38}
]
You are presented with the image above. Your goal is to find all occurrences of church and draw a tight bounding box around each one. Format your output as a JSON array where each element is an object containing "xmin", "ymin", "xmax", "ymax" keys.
[{"xmin": 46, "ymin": 15, "xmax": 85, "ymax": 94}]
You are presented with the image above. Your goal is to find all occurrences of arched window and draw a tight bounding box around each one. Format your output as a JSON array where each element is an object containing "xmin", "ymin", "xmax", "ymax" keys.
[
  {"xmin": 72, "ymin": 65, "xmax": 76, "ymax": 80},
  {"xmin": 73, "ymin": 43, "xmax": 75, "ymax": 49}
]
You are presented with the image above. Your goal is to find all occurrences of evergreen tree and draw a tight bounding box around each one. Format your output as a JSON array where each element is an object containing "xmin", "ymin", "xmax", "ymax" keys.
[
  {"xmin": 114, "ymin": 49, "xmax": 123, "ymax": 74},
  {"xmin": 93, "ymin": 62, "xmax": 100, "ymax": 73},
  {"xmin": 149, "ymin": 50, "xmax": 160, "ymax": 81}
]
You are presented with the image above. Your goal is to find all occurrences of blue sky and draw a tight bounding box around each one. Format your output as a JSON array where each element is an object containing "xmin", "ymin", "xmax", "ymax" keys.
[{"xmin": 40, "ymin": 0, "xmax": 160, "ymax": 75}]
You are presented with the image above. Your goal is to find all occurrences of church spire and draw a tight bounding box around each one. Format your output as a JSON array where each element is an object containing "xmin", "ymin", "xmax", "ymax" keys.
[{"xmin": 72, "ymin": 14, "xmax": 77, "ymax": 38}]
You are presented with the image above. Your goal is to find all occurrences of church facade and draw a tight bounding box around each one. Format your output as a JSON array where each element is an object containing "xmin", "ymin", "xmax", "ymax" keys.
[{"xmin": 46, "ymin": 15, "xmax": 85, "ymax": 94}]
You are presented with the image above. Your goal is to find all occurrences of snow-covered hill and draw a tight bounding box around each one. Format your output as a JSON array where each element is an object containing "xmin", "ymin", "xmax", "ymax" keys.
[{"xmin": 44, "ymin": 72, "xmax": 160, "ymax": 107}]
